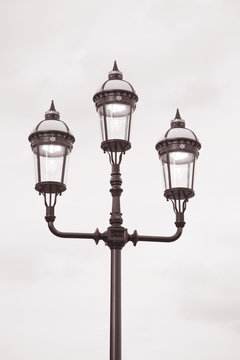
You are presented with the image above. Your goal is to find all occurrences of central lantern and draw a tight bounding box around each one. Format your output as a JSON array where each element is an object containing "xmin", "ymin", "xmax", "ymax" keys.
[{"xmin": 93, "ymin": 61, "xmax": 138, "ymax": 153}]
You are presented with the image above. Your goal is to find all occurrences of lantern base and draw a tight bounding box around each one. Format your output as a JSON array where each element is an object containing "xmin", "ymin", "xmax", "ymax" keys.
[
  {"xmin": 164, "ymin": 187, "xmax": 195, "ymax": 200},
  {"xmin": 101, "ymin": 140, "xmax": 131, "ymax": 153},
  {"xmin": 35, "ymin": 181, "xmax": 66, "ymax": 194}
]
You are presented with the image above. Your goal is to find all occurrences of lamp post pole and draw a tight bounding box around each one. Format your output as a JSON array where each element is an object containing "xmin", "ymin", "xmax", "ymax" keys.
[
  {"xmin": 109, "ymin": 163, "xmax": 123, "ymax": 360},
  {"xmin": 110, "ymin": 248, "xmax": 121, "ymax": 360},
  {"xmin": 28, "ymin": 62, "xmax": 201, "ymax": 360}
]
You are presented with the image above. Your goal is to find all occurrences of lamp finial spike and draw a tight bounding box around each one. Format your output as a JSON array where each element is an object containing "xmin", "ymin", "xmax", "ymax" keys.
[
  {"xmin": 45, "ymin": 100, "xmax": 60, "ymax": 120},
  {"xmin": 175, "ymin": 108, "xmax": 181, "ymax": 119},
  {"xmin": 49, "ymin": 100, "xmax": 56, "ymax": 112},
  {"xmin": 171, "ymin": 108, "xmax": 185, "ymax": 128},
  {"xmin": 108, "ymin": 60, "xmax": 123, "ymax": 80},
  {"xmin": 113, "ymin": 60, "xmax": 119, "ymax": 72}
]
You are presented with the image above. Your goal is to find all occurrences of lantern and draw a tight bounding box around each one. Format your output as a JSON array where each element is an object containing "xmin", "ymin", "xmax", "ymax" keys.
[
  {"xmin": 93, "ymin": 61, "xmax": 138, "ymax": 153},
  {"xmin": 156, "ymin": 109, "xmax": 201, "ymax": 202},
  {"xmin": 28, "ymin": 101, "xmax": 75, "ymax": 196}
]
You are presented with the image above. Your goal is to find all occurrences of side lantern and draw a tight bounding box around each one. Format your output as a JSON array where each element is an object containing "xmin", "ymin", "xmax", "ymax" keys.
[
  {"xmin": 28, "ymin": 101, "xmax": 75, "ymax": 196},
  {"xmin": 156, "ymin": 109, "xmax": 201, "ymax": 204}
]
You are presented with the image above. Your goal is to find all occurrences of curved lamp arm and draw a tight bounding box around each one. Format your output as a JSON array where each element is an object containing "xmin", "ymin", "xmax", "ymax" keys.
[
  {"xmin": 128, "ymin": 212, "xmax": 185, "ymax": 246},
  {"xmin": 48, "ymin": 221, "xmax": 106, "ymax": 244},
  {"xmin": 44, "ymin": 205, "xmax": 106, "ymax": 244},
  {"xmin": 129, "ymin": 226, "xmax": 183, "ymax": 246}
]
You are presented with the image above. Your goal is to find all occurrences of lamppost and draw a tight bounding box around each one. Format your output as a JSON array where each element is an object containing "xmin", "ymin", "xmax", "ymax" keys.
[{"xmin": 28, "ymin": 62, "xmax": 201, "ymax": 360}]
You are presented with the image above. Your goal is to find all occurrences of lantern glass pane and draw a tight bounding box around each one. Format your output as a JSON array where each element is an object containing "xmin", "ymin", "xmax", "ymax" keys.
[
  {"xmin": 33, "ymin": 144, "xmax": 69, "ymax": 184},
  {"xmin": 98, "ymin": 104, "xmax": 131, "ymax": 141},
  {"xmin": 161, "ymin": 152, "xmax": 195, "ymax": 189},
  {"xmin": 102, "ymin": 79, "xmax": 134, "ymax": 92},
  {"xmin": 35, "ymin": 120, "xmax": 69, "ymax": 132},
  {"xmin": 162, "ymin": 161, "xmax": 170, "ymax": 189},
  {"xmin": 96, "ymin": 79, "xmax": 134, "ymax": 92},
  {"xmin": 165, "ymin": 127, "xmax": 197, "ymax": 140}
]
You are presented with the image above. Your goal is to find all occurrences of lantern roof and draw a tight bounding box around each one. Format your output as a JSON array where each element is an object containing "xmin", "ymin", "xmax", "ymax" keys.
[
  {"xmin": 165, "ymin": 127, "xmax": 198, "ymax": 141},
  {"xmin": 160, "ymin": 109, "xmax": 199, "ymax": 142},
  {"xmin": 95, "ymin": 61, "xmax": 137, "ymax": 94},
  {"xmin": 30, "ymin": 101, "xmax": 73, "ymax": 135}
]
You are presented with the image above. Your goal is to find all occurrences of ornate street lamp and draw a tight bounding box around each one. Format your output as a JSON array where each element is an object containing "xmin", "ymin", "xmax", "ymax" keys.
[
  {"xmin": 28, "ymin": 62, "xmax": 201, "ymax": 360},
  {"xmin": 93, "ymin": 61, "xmax": 138, "ymax": 154},
  {"xmin": 156, "ymin": 108, "xmax": 201, "ymax": 224},
  {"xmin": 28, "ymin": 101, "xmax": 75, "ymax": 220}
]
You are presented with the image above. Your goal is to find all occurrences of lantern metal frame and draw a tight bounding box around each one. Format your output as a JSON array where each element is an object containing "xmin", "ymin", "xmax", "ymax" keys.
[
  {"xmin": 93, "ymin": 61, "xmax": 138, "ymax": 154},
  {"xmin": 28, "ymin": 101, "xmax": 75, "ymax": 196},
  {"xmin": 155, "ymin": 110, "xmax": 201, "ymax": 219},
  {"xmin": 29, "ymin": 64, "xmax": 201, "ymax": 360},
  {"xmin": 156, "ymin": 137, "xmax": 201, "ymax": 198}
]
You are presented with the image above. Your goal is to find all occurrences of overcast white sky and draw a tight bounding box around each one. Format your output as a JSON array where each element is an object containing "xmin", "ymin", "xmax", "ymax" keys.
[{"xmin": 1, "ymin": 0, "xmax": 240, "ymax": 359}]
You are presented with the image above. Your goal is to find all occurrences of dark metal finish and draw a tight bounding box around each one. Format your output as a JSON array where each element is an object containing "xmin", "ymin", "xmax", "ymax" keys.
[
  {"xmin": 109, "ymin": 61, "xmax": 123, "ymax": 80},
  {"xmin": 39, "ymin": 160, "xmax": 186, "ymax": 360},
  {"xmin": 110, "ymin": 249, "xmax": 122, "ymax": 360},
  {"xmin": 106, "ymin": 164, "xmax": 128, "ymax": 251},
  {"xmin": 170, "ymin": 108, "xmax": 185, "ymax": 128},
  {"xmin": 101, "ymin": 139, "xmax": 131, "ymax": 153},
  {"xmin": 35, "ymin": 181, "xmax": 66, "ymax": 194},
  {"xmin": 164, "ymin": 187, "xmax": 194, "ymax": 201},
  {"xmin": 109, "ymin": 164, "xmax": 123, "ymax": 227},
  {"xmin": 129, "ymin": 227, "xmax": 183, "ymax": 246},
  {"xmin": 191, "ymin": 154, "xmax": 196, "ymax": 189},
  {"xmin": 156, "ymin": 109, "xmax": 201, "ymax": 159},
  {"xmin": 156, "ymin": 137, "xmax": 201, "ymax": 158},
  {"xmin": 93, "ymin": 90, "xmax": 138, "ymax": 109},
  {"xmin": 155, "ymin": 110, "xmax": 201, "ymax": 206},
  {"xmin": 29, "ymin": 131, "xmax": 75, "ymax": 153},
  {"xmin": 164, "ymin": 189, "xmax": 191, "ymax": 228},
  {"xmin": 43, "ymin": 164, "xmax": 186, "ymax": 247},
  {"xmin": 29, "ymin": 102, "xmax": 75, "ymax": 200},
  {"xmin": 93, "ymin": 62, "xmax": 138, "ymax": 107},
  {"xmin": 30, "ymin": 88, "xmax": 201, "ymax": 359},
  {"xmin": 93, "ymin": 62, "xmax": 138, "ymax": 155},
  {"xmin": 41, "ymin": 162, "xmax": 186, "ymax": 360},
  {"xmin": 48, "ymin": 221, "xmax": 104, "ymax": 244},
  {"xmin": 36, "ymin": 145, "xmax": 41, "ymax": 183}
]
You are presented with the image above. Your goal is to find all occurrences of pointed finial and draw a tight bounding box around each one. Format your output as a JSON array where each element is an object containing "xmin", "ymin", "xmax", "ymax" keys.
[
  {"xmin": 108, "ymin": 60, "xmax": 123, "ymax": 80},
  {"xmin": 175, "ymin": 108, "xmax": 181, "ymax": 119},
  {"xmin": 45, "ymin": 100, "xmax": 60, "ymax": 120},
  {"xmin": 49, "ymin": 100, "xmax": 56, "ymax": 112},
  {"xmin": 171, "ymin": 108, "xmax": 185, "ymax": 128},
  {"xmin": 113, "ymin": 60, "xmax": 119, "ymax": 72}
]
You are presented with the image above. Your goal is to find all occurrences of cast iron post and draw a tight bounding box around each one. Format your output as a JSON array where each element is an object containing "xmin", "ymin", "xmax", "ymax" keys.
[
  {"xmin": 108, "ymin": 163, "xmax": 125, "ymax": 360},
  {"xmin": 110, "ymin": 248, "xmax": 121, "ymax": 360}
]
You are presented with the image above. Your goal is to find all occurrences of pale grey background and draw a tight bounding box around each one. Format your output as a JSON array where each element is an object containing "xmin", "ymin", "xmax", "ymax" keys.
[{"xmin": 1, "ymin": 0, "xmax": 240, "ymax": 359}]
